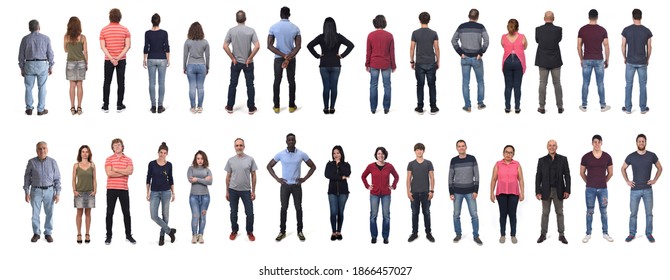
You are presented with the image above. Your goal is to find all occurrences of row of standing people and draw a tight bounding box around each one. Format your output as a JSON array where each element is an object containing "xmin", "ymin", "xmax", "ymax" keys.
[{"xmin": 24, "ymin": 133, "xmax": 661, "ymax": 245}]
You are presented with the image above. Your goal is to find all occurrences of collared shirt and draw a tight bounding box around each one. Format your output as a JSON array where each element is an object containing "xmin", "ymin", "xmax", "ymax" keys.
[
  {"xmin": 18, "ymin": 32, "xmax": 55, "ymax": 69},
  {"xmin": 100, "ymin": 22, "xmax": 131, "ymax": 60},
  {"xmin": 268, "ymin": 19, "xmax": 300, "ymax": 58},
  {"xmin": 23, "ymin": 156, "xmax": 61, "ymax": 195},
  {"xmin": 273, "ymin": 148, "xmax": 309, "ymax": 184}
]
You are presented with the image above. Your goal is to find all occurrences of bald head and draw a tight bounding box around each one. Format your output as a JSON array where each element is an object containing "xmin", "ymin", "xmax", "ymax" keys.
[
  {"xmin": 544, "ymin": 11, "xmax": 555, "ymax": 23},
  {"xmin": 547, "ymin": 139, "xmax": 557, "ymax": 155}
]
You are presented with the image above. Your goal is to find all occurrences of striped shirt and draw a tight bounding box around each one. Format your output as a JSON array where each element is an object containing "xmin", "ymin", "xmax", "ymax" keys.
[
  {"xmin": 105, "ymin": 153, "xmax": 133, "ymax": 190},
  {"xmin": 448, "ymin": 155, "xmax": 479, "ymax": 195},
  {"xmin": 23, "ymin": 156, "xmax": 61, "ymax": 195},
  {"xmin": 100, "ymin": 23, "xmax": 130, "ymax": 60}
]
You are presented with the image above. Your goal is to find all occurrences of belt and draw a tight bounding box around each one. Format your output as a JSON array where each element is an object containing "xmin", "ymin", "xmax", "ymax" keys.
[
  {"xmin": 26, "ymin": 59, "xmax": 48, "ymax": 61},
  {"xmin": 33, "ymin": 185, "xmax": 53, "ymax": 189}
]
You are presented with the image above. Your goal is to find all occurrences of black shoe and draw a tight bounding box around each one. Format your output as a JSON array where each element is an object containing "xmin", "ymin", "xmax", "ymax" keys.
[
  {"xmin": 371, "ymin": 238, "xmax": 377, "ymax": 244},
  {"xmin": 168, "ymin": 228, "xmax": 177, "ymax": 243},
  {"xmin": 101, "ymin": 105, "xmax": 109, "ymax": 113},
  {"xmin": 515, "ymin": 109, "xmax": 521, "ymax": 114},
  {"xmin": 384, "ymin": 109, "xmax": 389, "ymax": 114},
  {"xmin": 297, "ymin": 232, "xmax": 306, "ymax": 241},
  {"xmin": 157, "ymin": 106, "xmax": 165, "ymax": 114},
  {"xmin": 37, "ymin": 109, "xmax": 49, "ymax": 116},
  {"xmin": 105, "ymin": 236, "xmax": 111, "ymax": 245},
  {"xmin": 558, "ymin": 108, "xmax": 564, "ymax": 114},
  {"xmin": 430, "ymin": 107, "xmax": 439, "ymax": 115},
  {"xmin": 126, "ymin": 235, "xmax": 136, "ymax": 244},
  {"xmin": 559, "ymin": 235, "xmax": 568, "ymax": 244},
  {"xmin": 383, "ymin": 238, "xmax": 389, "ymax": 244},
  {"xmin": 150, "ymin": 106, "xmax": 157, "ymax": 113},
  {"xmin": 329, "ymin": 108, "xmax": 335, "ymax": 114},
  {"xmin": 414, "ymin": 107, "xmax": 424, "ymax": 115},
  {"xmin": 505, "ymin": 108, "xmax": 511, "ymax": 114},
  {"xmin": 159, "ymin": 236, "xmax": 165, "ymax": 246},
  {"xmin": 408, "ymin": 233, "xmax": 418, "ymax": 242},
  {"xmin": 323, "ymin": 108, "xmax": 330, "ymax": 114},
  {"xmin": 25, "ymin": 109, "xmax": 33, "ymax": 115},
  {"xmin": 537, "ymin": 108, "xmax": 545, "ymax": 114},
  {"xmin": 275, "ymin": 232, "xmax": 286, "ymax": 241},
  {"xmin": 45, "ymin": 235, "xmax": 53, "ymax": 243},
  {"xmin": 117, "ymin": 104, "xmax": 126, "ymax": 113},
  {"xmin": 30, "ymin": 234, "xmax": 40, "ymax": 242},
  {"xmin": 331, "ymin": 233, "xmax": 337, "ymax": 241},
  {"xmin": 426, "ymin": 233, "xmax": 435, "ymax": 243},
  {"xmin": 453, "ymin": 235, "xmax": 462, "ymax": 243},
  {"xmin": 537, "ymin": 234, "xmax": 546, "ymax": 243},
  {"xmin": 337, "ymin": 233, "xmax": 343, "ymax": 240},
  {"xmin": 474, "ymin": 236, "xmax": 483, "ymax": 245}
]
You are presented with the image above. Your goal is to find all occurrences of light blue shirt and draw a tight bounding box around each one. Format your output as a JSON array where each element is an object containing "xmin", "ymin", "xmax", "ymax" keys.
[
  {"xmin": 23, "ymin": 156, "xmax": 61, "ymax": 195},
  {"xmin": 273, "ymin": 148, "xmax": 309, "ymax": 184},
  {"xmin": 268, "ymin": 19, "xmax": 300, "ymax": 58}
]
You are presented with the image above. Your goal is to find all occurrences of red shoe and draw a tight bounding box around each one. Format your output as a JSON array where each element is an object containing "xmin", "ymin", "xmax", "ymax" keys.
[
  {"xmin": 247, "ymin": 233, "xmax": 256, "ymax": 241},
  {"xmin": 229, "ymin": 232, "xmax": 237, "ymax": 240}
]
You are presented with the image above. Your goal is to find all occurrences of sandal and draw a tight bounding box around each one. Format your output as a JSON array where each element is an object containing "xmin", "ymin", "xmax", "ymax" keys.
[
  {"xmin": 77, "ymin": 234, "xmax": 82, "ymax": 244},
  {"xmin": 70, "ymin": 107, "xmax": 76, "ymax": 115},
  {"xmin": 84, "ymin": 234, "xmax": 90, "ymax": 244},
  {"xmin": 77, "ymin": 107, "xmax": 82, "ymax": 115}
]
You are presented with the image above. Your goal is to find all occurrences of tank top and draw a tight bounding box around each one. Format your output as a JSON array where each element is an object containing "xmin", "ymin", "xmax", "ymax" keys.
[
  {"xmin": 501, "ymin": 33, "xmax": 526, "ymax": 73},
  {"xmin": 75, "ymin": 163, "xmax": 94, "ymax": 192},
  {"xmin": 66, "ymin": 39, "xmax": 86, "ymax": 61},
  {"xmin": 495, "ymin": 159, "xmax": 520, "ymax": 195}
]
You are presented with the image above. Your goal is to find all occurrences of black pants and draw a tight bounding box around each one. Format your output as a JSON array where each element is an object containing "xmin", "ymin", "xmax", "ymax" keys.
[
  {"xmin": 103, "ymin": 59, "xmax": 126, "ymax": 108},
  {"xmin": 497, "ymin": 194, "xmax": 519, "ymax": 236},
  {"xmin": 106, "ymin": 189, "xmax": 132, "ymax": 238},
  {"xmin": 279, "ymin": 184, "xmax": 302, "ymax": 232},
  {"xmin": 410, "ymin": 192, "xmax": 432, "ymax": 234},
  {"xmin": 273, "ymin": 58, "xmax": 296, "ymax": 108}
]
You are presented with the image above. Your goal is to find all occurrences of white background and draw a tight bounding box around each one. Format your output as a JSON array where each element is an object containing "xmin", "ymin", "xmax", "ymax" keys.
[{"xmin": 3, "ymin": 0, "xmax": 667, "ymax": 279}]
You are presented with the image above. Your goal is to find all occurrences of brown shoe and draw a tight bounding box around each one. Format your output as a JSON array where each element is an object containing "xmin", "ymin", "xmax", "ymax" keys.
[
  {"xmin": 37, "ymin": 109, "xmax": 49, "ymax": 116},
  {"xmin": 25, "ymin": 109, "xmax": 33, "ymax": 115},
  {"xmin": 30, "ymin": 234, "xmax": 40, "ymax": 242},
  {"xmin": 45, "ymin": 235, "xmax": 54, "ymax": 243}
]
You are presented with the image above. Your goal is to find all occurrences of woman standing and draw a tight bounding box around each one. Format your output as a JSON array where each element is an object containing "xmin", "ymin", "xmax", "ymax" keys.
[
  {"xmin": 324, "ymin": 146, "xmax": 351, "ymax": 240},
  {"xmin": 146, "ymin": 142, "xmax": 176, "ymax": 246},
  {"xmin": 64, "ymin": 16, "xmax": 88, "ymax": 115},
  {"xmin": 143, "ymin": 13, "xmax": 170, "ymax": 114},
  {"xmin": 187, "ymin": 150, "xmax": 212, "ymax": 244},
  {"xmin": 72, "ymin": 145, "xmax": 96, "ymax": 243},
  {"xmin": 365, "ymin": 15, "xmax": 396, "ymax": 114},
  {"xmin": 501, "ymin": 19, "xmax": 527, "ymax": 114},
  {"xmin": 362, "ymin": 147, "xmax": 399, "ymax": 244},
  {"xmin": 307, "ymin": 17, "xmax": 354, "ymax": 114},
  {"xmin": 490, "ymin": 145, "xmax": 525, "ymax": 244},
  {"xmin": 183, "ymin": 22, "xmax": 210, "ymax": 113}
]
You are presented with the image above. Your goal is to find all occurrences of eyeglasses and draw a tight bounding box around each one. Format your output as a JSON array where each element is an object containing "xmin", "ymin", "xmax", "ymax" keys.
[{"xmin": 504, "ymin": 151, "xmax": 514, "ymax": 155}]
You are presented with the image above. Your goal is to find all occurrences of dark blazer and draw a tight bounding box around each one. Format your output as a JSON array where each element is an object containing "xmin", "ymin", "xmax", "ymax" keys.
[
  {"xmin": 535, "ymin": 153, "xmax": 571, "ymax": 200},
  {"xmin": 535, "ymin": 23, "xmax": 563, "ymax": 69}
]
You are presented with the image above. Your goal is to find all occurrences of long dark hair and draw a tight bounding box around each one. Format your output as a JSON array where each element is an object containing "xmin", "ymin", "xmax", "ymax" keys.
[
  {"xmin": 323, "ymin": 17, "xmax": 338, "ymax": 50},
  {"xmin": 331, "ymin": 145, "xmax": 345, "ymax": 162}
]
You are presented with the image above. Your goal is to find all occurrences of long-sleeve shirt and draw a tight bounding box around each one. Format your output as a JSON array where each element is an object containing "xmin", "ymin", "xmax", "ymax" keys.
[
  {"xmin": 365, "ymin": 29, "xmax": 396, "ymax": 70},
  {"xmin": 187, "ymin": 166, "xmax": 212, "ymax": 195},
  {"xmin": 448, "ymin": 155, "xmax": 479, "ymax": 195},
  {"xmin": 146, "ymin": 160, "xmax": 174, "ymax": 192},
  {"xmin": 451, "ymin": 21, "xmax": 489, "ymax": 57},
  {"xmin": 18, "ymin": 32, "xmax": 55, "ymax": 70},
  {"xmin": 143, "ymin": 29, "xmax": 170, "ymax": 59},
  {"xmin": 23, "ymin": 156, "xmax": 61, "ymax": 195},
  {"xmin": 183, "ymin": 39, "xmax": 210, "ymax": 70},
  {"xmin": 324, "ymin": 161, "xmax": 351, "ymax": 195},
  {"xmin": 307, "ymin": 33, "xmax": 354, "ymax": 67},
  {"xmin": 361, "ymin": 162, "xmax": 399, "ymax": 196}
]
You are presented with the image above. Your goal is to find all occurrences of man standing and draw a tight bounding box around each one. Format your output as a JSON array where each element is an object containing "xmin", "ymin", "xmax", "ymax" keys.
[
  {"xmin": 224, "ymin": 10, "xmax": 260, "ymax": 115},
  {"xmin": 267, "ymin": 133, "xmax": 316, "ymax": 241},
  {"xmin": 406, "ymin": 143, "xmax": 435, "ymax": 243},
  {"xmin": 24, "ymin": 141, "xmax": 61, "ymax": 242},
  {"xmin": 451, "ymin": 9, "xmax": 488, "ymax": 112},
  {"xmin": 100, "ymin": 8, "xmax": 131, "ymax": 113},
  {"xmin": 621, "ymin": 134, "xmax": 662, "ymax": 242},
  {"xmin": 535, "ymin": 11, "xmax": 564, "ymax": 114},
  {"xmin": 410, "ymin": 12, "xmax": 440, "ymax": 115},
  {"xmin": 268, "ymin": 6, "xmax": 301, "ymax": 113},
  {"xmin": 577, "ymin": 9, "xmax": 610, "ymax": 112},
  {"xmin": 225, "ymin": 138, "xmax": 258, "ymax": 241},
  {"xmin": 448, "ymin": 140, "xmax": 482, "ymax": 245},
  {"xmin": 18, "ymin": 20, "xmax": 54, "ymax": 116},
  {"xmin": 621, "ymin": 9, "xmax": 653, "ymax": 114},
  {"xmin": 105, "ymin": 138, "xmax": 135, "ymax": 245},
  {"xmin": 535, "ymin": 139, "xmax": 571, "ymax": 244},
  {"xmin": 580, "ymin": 135, "xmax": 613, "ymax": 243}
]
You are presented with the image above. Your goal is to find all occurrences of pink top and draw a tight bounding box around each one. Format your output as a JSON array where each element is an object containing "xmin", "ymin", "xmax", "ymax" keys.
[
  {"xmin": 495, "ymin": 159, "xmax": 520, "ymax": 195},
  {"xmin": 501, "ymin": 33, "xmax": 526, "ymax": 73}
]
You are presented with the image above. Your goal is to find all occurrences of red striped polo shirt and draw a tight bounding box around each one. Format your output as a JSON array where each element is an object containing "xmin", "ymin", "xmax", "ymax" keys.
[
  {"xmin": 100, "ymin": 23, "xmax": 131, "ymax": 60},
  {"xmin": 105, "ymin": 153, "xmax": 133, "ymax": 190}
]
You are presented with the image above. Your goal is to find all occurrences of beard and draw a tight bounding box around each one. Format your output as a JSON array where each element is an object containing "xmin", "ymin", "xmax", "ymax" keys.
[{"xmin": 236, "ymin": 150, "xmax": 244, "ymax": 155}]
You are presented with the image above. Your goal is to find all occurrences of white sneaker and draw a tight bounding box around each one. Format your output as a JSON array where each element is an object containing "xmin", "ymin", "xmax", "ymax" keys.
[
  {"xmin": 197, "ymin": 234, "xmax": 204, "ymax": 244},
  {"xmin": 600, "ymin": 105, "xmax": 611, "ymax": 112},
  {"xmin": 603, "ymin": 234, "xmax": 614, "ymax": 242},
  {"xmin": 190, "ymin": 108, "xmax": 196, "ymax": 114},
  {"xmin": 582, "ymin": 234, "xmax": 591, "ymax": 243},
  {"xmin": 499, "ymin": 236, "xmax": 506, "ymax": 244},
  {"xmin": 191, "ymin": 234, "xmax": 198, "ymax": 244}
]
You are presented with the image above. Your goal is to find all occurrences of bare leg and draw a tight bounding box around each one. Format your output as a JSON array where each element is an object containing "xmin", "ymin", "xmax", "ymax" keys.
[
  {"xmin": 69, "ymin": 81, "xmax": 77, "ymax": 108},
  {"xmin": 76, "ymin": 208, "xmax": 84, "ymax": 235},
  {"xmin": 84, "ymin": 208, "xmax": 92, "ymax": 235},
  {"xmin": 76, "ymin": 81, "xmax": 84, "ymax": 108}
]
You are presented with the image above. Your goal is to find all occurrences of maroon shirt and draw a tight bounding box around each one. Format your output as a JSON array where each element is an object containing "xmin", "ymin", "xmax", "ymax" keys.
[
  {"xmin": 580, "ymin": 151, "xmax": 612, "ymax": 188},
  {"xmin": 366, "ymin": 29, "xmax": 396, "ymax": 70},
  {"xmin": 578, "ymin": 24, "xmax": 608, "ymax": 60}
]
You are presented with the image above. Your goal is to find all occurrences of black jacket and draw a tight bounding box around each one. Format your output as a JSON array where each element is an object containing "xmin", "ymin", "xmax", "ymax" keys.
[
  {"xmin": 324, "ymin": 161, "xmax": 351, "ymax": 195},
  {"xmin": 535, "ymin": 23, "xmax": 563, "ymax": 69},
  {"xmin": 535, "ymin": 153, "xmax": 571, "ymax": 200}
]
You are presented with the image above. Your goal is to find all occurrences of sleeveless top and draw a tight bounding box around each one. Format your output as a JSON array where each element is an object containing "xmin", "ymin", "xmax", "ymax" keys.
[
  {"xmin": 66, "ymin": 39, "xmax": 86, "ymax": 61},
  {"xmin": 75, "ymin": 163, "xmax": 94, "ymax": 192},
  {"xmin": 501, "ymin": 33, "xmax": 526, "ymax": 73},
  {"xmin": 495, "ymin": 159, "xmax": 520, "ymax": 195}
]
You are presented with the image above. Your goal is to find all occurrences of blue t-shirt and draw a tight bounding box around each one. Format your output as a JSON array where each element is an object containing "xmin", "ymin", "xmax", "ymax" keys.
[
  {"xmin": 625, "ymin": 151, "xmax": 658, "ymax": 189},
  {"xmin": 269, "ymin": 19, "xmax": 300, "ymax": 58},
  {"xmin": 273, "ymin": 148, "xmax": 310, "ymax": 184},
  {"xmin": 622, "ymin": 24, "xmax": 652, "ymax": 65}
]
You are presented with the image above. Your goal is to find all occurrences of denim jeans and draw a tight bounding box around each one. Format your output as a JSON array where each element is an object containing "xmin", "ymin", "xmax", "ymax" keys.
[
  {"xmin": 320, "ymin": 67, "xmax": 341, "ymax": 109},
  {"xmin": 189, "ymin": 194, "xmax": 210, "ymax": 235},
  {"xmin": 147, "ymin": 59, "xmax": 167, "ymax": 107},
  {"xmin": 410, "ymin": 192, "xmax": 431, "ymax": 234},
  {"xmin": 538, "ymin": 67, "xmax": 563, "ymax": 109},
  {"xmin": 581, "ymin": 59, "xmax": 606, "ymax": 108},
  {"xmin": 624, "ymin": 63, "xmax": 648, "ymax": 112},
  {"xmin": 585, "ymin": 187, "xmax": 608, "ymax": 235},
  {"xmin": 415, "ymin": 63, "xmax": 437, "ymax": 109},
  {"xmin": 497, "ymin": 194, "xmax": 519, "ymax": 236},
  {"xmin": 503, "ymin": 54, "xmax": 523, "ymax": 110},
  {"xmin": 461, "ymin": 57, "xmax": 485, "ymax": 108},
  {"xmin": 273, "ymin": 58, "xmax": 296, "ymax": 108},
  {"xmin": 30, "ymin": 187, "xmax": 55, "ymax": 235},
  {"xmin": 453, "ymin": 193, "xmax": 479, "ymax": 237},
  {"xmin": 328, "ymin": 193, "xmax": 348, "ymax": 232},
  {"xmin": 23, "ymin": 61, "xmax": 49, "ymax": 112},
  {"xmin": 103, "ymin": 59, "xmax": 126, "ymax": 107},
  {"xmin": 227, "ymin": 62, "xmax": 256, "ymax": 109},
  {"xmin": 106, "ymin": 189, "xmax": 132, "ymax": 238},
  {"xmin": 150, "ymin": 190, "xmax": 172, "ymax": 236},
  {"xmin": 369, "ymin": 68, "xmax": 392, "ymax": 112},
  {"xmin": 186, "ymin": 64, "xmax": 206, "ymax": 108},
  {"xmin": 229, "ymin": 189, "xmax": 254, "ymax": 233},
  {"xmin": 370, "ymin": 194, "xmax": 391, "ymax": 239},
  {"xmin": 629, "ymin": 188, "xmax": 653, "ymax": 235},
  {"xmin": 280, "ymin": 184, "xmax": 302, "ymax": 232}
]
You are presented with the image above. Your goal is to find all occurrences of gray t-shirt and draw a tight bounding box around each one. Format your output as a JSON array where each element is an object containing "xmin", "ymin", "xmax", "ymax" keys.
[
  {"xmin": 225, "ymin": 24, "xmax": 259, "ymax": 64},
  {"xmin": 407, "ymin": 159, "xmax": 434, "ymax": 193},
  {"xmin": 411, "ymin": 28, "xmax": 439, "ymax": 64},
  {"xmin": 224, "ymin": 154, "xmax": 258, "ymax": 191},
  {"xmin": 187, "ymin": 166, "xmax": 212, "ymax": 195},
  {"xmin": 625, "ymin": 151, "xmax": 658, "ymax": 189}
]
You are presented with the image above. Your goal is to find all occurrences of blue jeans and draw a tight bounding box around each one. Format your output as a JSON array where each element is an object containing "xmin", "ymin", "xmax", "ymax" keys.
[
  {"xmin": 30, "ymin": 187, "xmax": 55, "ymax": 235},
  {"xmin": 624, "ymin": 63, "xmax": 648, "ymax": 112},
  {"xmin": 503, "ymin": 55, "xmax": 523, "ymax": 110},
  {"xmin": 410, "ymin": 192, "xmax": 431, "ymax": 234},
  {"xmin": 370, "ymin": 194, "xmax": 391, "ymax": 239},
  {"xmin": 369, "ymin": 68, "xmax": 391, "ymax": 112},
  {"xmin": 149, "ymin": 190, "xmax": 172, "ymax": 236},
  {"xmin": 328, "ymin": 193, "xmax": 349, "ymax": 232},
  {"xmin": 320, "ymin": 67, "xmax": 341, "ymax": 109},
  {"xmin": 629, "ymin": 189, "xmax": 653, "ymax": 235},
  {"xmin": 189, "ymin": 194, "xmax": 210, "ymax": 235},
  {"xmin": 147, "ymin": 59, "xmax": 167, "ymax": 107},
  {"xmin": 186, "ymin": 64, "xmax": 206, "ymax": 108},
  {"xmin": 227, "ymin": 62, "xmax": 256, "ymax": 109},
  {"xmin": 24, "ymin": 61, "xmax": 49, "ymax": 112},
  {"xmin": 461, "ymin": 57, "xmax": 485, "ymax": 108},
  {"xmin": 585, "ymin": 187, "xmax": 608, "ymax": 235},
  {"xmin": 415, "ymin": 63, "xmax": 437, "ymax": 109},
  {"xmin": 453, "ymin": 193, "xmax": 479, "ymax": 237},
  {"xmin": 581, "ymin": 59, "xmax": 606, "ymax": 108},
  {"xmin": 229, "ymin": 189, "xmax": 254, "ymax": 233}
]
